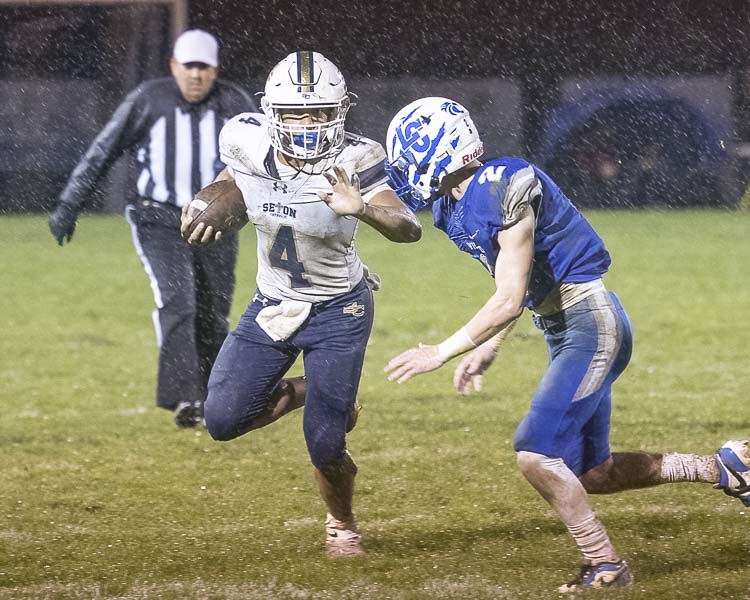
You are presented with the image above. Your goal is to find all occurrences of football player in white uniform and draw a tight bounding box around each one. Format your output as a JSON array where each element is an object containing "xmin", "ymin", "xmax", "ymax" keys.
[{"xmin": 181, "ymin": 51, "xmax": 421, "ymax": 558}]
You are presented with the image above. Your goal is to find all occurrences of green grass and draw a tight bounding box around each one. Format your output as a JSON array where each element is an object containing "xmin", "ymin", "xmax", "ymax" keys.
[{"xmin": 1, "ymin": 210, "xmax": 749, "ymax": 599}]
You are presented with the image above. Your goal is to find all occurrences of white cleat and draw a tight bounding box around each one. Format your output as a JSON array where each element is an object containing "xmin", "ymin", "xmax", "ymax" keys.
[
  {"xmin": 715, "ymin": 440, "xmax": 750, "ymax": 506},
  {"xmin": 325, "ymin": 513, "xmax": 364, "ymax": 558}
]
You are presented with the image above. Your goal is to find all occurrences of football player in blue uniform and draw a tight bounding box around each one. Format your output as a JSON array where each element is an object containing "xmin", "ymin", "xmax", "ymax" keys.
[
  {"xmin": 383, "ymin": 97, "xmax": 750, "ymax": 592},
  {"xmin": 182, "ymin": 53, "xmax": 421, "ymax": 558}
]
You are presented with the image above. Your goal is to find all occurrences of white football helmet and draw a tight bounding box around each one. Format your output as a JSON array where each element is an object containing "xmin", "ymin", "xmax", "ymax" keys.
[
  {"xmin": 385, "ymin": 97, "xmax": 483, "ymax": 210},
  {"xmin": 261, "ymin": 51, "xmax": 351, "ymax": 162}
]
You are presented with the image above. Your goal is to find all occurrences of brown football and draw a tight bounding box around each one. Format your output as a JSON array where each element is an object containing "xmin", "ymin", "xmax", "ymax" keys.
[{"xmin": 185, "ymin": 179, "xmax": 248, "ymax": 237}]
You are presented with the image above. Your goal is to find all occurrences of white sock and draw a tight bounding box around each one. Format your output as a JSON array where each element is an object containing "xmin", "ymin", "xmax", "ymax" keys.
[
  {"xmin": 325, "ymin": 513, "xmax": 358, "ymax": 534},
  {"xmin": 660, "ymin": 453, "xmax": 718, "ymax": 483},
  {"xmin": 567, "ymin": 514, "xmax": 619, "ymax": 565}
]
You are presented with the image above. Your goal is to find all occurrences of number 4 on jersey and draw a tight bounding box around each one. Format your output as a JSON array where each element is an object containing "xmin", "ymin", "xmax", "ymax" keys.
[{"xmin": 269, "ymin": 225, "xmax": 310, "ymax": 288}]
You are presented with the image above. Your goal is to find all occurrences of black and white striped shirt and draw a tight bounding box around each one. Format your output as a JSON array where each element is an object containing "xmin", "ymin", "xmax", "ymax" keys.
[{"xmin": 59, "ymin": 77, "xmax": 256, "ymax": 209}]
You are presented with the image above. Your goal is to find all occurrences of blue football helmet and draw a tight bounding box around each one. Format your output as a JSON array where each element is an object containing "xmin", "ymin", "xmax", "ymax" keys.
[{"xmin": 385, "ymin": 97, "xmax": 483, "ymax": 210}]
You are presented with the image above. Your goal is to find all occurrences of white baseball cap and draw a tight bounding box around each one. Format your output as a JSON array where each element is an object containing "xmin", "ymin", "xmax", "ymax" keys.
[{"xmin": 173, "ymin": 29, "xmax": 219, "ymax": 67}]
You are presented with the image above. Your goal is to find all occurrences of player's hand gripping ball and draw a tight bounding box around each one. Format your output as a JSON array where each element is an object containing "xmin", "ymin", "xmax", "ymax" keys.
[{"xmin": 181, "ymin": 179, "xmax": 248, "ymax": 244}]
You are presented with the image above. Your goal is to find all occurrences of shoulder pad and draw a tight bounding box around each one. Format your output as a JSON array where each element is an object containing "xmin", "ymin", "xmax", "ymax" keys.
[
  {"xmin": 341, "ymin": 133, "xmax": 386, "ymax": 172},
  {"xmin": 475, "ymin": 160, "xmax": 540, "ymax": 228},
  {"xmin": 475, "ymin": 158, "xmax": 532, "ymax": 186},
  {"xmin": 219, "ymin": 113, "xmax": 269, "ymax": 174}
]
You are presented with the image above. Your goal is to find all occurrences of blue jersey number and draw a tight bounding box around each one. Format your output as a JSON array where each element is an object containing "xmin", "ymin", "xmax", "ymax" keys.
[{"xmin": 269, "ymin": 226, "xmax": 310, "ymax": 288}]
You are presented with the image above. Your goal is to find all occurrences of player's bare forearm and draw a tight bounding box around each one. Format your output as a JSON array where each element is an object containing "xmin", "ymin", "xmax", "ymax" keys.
[
  {"xmin": 357, "ymin": 202, "xmax": 422, "ymax": 243},
  {"xmin": 320, "ymin": 168, "xmax": 421, "ymax": 242},
  {"xmin": 485, "ymin": 316, "xmax": 519, "ymax": 350},
  {"xmin": 386, "ymin": 213, "xmax": 532, "ymax": 383},
  {"xmin": 462, "ymin": 210, "xmax": 534, "ymax": 344},
  {"xmin": 440, "ymin": 210, "xmax": 533, "ymax": 354},
  {"xmin": 464, "ymin": 295, "xmax": 524, "ymax": 346}
]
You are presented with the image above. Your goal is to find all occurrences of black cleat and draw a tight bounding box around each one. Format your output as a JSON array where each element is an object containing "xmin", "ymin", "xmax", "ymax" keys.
[{"xmin": 174, "ymin": 401, "xmax": 203, "ymax": 428}]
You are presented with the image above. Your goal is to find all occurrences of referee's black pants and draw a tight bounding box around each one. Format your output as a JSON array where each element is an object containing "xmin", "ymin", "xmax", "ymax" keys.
[{"xmin": 125, "ymin": 199, "xmax": 238, "ymax": 410}]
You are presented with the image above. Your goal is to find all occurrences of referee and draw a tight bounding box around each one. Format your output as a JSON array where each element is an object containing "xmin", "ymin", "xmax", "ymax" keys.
[{"xmin": 49, "ymin": 30, "xmax": 256, "ymax": 427}]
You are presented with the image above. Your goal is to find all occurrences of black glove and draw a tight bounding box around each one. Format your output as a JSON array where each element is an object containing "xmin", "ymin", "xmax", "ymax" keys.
[{"xmin": 48, "ymin": 203, "xmax": 79, "ymax": 246}]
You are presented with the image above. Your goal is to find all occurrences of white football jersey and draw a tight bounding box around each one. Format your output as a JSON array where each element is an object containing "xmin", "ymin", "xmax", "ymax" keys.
[{"xmin": 219, "ymin": 112, "xmax": 391, "ymax": 302}]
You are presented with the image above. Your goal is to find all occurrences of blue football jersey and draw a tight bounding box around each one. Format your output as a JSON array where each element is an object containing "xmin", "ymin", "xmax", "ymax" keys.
[{"xmin": 432, "ymin": 157, "xmax": 611, "ymax": 308}]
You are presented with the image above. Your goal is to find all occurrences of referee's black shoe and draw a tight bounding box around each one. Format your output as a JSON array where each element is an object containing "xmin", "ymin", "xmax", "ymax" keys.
[{"xmin": 174, "ymin": 400, "xmax": 203, "ymax": 428}]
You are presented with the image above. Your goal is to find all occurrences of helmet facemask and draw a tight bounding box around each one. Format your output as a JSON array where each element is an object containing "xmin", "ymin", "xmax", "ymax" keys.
[
  {"xmin": 262, "ymin": 97, "xmax": 351, "ymax": 161},
  {"xmin": 384, "ymin": 150, "xmax": 435, "ymax": 211}
]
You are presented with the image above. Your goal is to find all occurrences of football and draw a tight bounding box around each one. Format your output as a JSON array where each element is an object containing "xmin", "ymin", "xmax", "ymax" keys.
[{"xmin": 184, "ymin": 179, "xmax": 248, "ymax": 238}]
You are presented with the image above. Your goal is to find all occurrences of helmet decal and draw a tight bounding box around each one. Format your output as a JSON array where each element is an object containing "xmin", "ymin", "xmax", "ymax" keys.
[
  {"xmin": 296, "ymin": 50, "xmax": 314, "ymax": 93},
  {"xmin": 415, "ymin": 124, "xmax": 446, "ymax": 179},
  {"xmin": 441, "ymin": 101, "xmax": 465, "ymax": 116},
  {"xmin": 385, "ymin": 97, "xmax": 484, "ymax": 210}
]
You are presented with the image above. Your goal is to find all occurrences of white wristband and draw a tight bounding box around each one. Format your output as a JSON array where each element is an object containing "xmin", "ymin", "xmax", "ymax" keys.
[{"xmin": 437, "ymin": 327, "xmax": 477, "ymax": 361}]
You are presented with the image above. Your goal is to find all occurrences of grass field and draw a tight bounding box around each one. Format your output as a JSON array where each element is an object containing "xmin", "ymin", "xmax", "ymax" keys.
[{"xmin": 1, "ymin": 210, "xmax": 749, "ymax": 599}]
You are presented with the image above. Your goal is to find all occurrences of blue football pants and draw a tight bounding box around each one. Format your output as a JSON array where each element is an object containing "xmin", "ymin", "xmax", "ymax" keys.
[
  {"xmin": 513, "ymin": 291, "xmax": 633, "ymax": 476},
  {"xmin": 204, "ymin": 280, "xmax": 374, "ymax": 470}
]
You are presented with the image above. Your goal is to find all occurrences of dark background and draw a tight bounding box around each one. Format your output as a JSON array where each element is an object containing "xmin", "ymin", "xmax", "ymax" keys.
[
  {"xmin": 2, "ymin": 0, "xmax": 749, "ymax": 212},
  {"xmin": 191, "ymin": 0, "xmax": 750, "ymax": 152}
]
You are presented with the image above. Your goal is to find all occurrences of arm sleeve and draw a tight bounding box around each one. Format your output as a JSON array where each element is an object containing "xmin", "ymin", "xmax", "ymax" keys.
[
  {"xmin": 502, "ymin": 165, "xmax": 542, "ymax": 228},
  {"xmin": 58, "ymin": 86, "xmax": 148, "ymax": 208}
]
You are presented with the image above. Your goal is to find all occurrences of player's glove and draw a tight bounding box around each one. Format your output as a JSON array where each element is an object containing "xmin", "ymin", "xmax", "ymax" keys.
[{"xmin": 48, "ymin": 202, "xmax": 79, "ymax": 246}]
